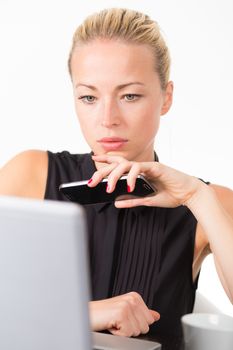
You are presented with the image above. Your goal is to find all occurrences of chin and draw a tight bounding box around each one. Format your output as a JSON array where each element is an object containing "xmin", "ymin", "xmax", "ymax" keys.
[{"xmin": 92, "ymin": 147, "xmax": 130, "ymax": 158}]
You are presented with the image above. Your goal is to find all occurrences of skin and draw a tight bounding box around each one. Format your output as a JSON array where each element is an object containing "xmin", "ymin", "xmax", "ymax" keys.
[
  {"xmin": 71, "ymin": 39, "xmax": 172, "ymax": 163},
  {"xmin": 0, "ymin": 39, "xmax": 233, "ymax": 337}
]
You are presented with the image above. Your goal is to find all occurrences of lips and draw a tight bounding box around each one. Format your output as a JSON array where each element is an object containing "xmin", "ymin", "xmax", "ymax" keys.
[{"xmin": 97, "ymin": 137, "xmax": 128, "ymax": 151}]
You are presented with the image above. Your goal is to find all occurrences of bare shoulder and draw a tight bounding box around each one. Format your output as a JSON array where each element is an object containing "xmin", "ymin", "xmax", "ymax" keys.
[
  {"xmin": 0, "ymin": 150, "xmax": 48, "ymax": 199},
  {"xmin": 209, "ymin": 184, "xmax": 233, "ymax": 213}
]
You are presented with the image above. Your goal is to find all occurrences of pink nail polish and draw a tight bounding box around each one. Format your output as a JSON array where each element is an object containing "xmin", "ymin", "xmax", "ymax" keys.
[
  {"xmin": 88, "ymin": 178, "xmax": 93, "ymax": 185},
  {"xmin": 127, "ymin": 185, "xmax": 131, "ymax": 193}
]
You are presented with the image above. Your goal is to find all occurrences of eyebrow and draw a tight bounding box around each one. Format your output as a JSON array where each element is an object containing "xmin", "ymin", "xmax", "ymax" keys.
[{"xmin": 75, "ymin": 82, "xmax": 145, "ymax": 90}]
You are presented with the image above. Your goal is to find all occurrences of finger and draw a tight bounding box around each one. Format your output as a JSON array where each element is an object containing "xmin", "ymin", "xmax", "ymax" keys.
[
  {"xmin": 108, "ymin": 310, "xmax": 141, "ymax": 337},
  {"xmin": 149, "ymin": 310, "xmax": 160, "ymax": 323},
  {"xmin": 126, "ymin": 162, "xmax": 141, "ymax": 192},
  {"xmin": 109, "ymin": 293, "xmax": 150, "ymax": 337},
  {"xmin": 87, "ymin": 163, "xmax": 117, "ymax": 187},
  {"xmin": 115, "ymin": 191, "xmax": 175, "ymax": 209},
  {"xmin": 115, "ymin": 196, "xmax": 153, "ymax": 208},
  {"xmin": 92, "ymin": 154, "xmax": 125, "ymax": 165},
  {"xmin": 129, "ymin": 294, "xmax": 156, "ymax": 330},
  {"xmin": 93, "ymin": 157, "xmax": 165, "ymax": 182},
  {"xmin": 128, "ymin": 303, "xmax": 150, "ymax": 335},
  {"xmin": 106, "ymin": 162, "xmax": 132, "ymax": 193},
  {"xmin": 125, "ymin": 292, "xmax": 153, "ymax": 334},
  {"xmin": 131, "ymin": 309, "xmax": 151, "ymax": 335},
  {"xmin": 137, "ymin": 161, "xmax": 164, "ymax": 179}
]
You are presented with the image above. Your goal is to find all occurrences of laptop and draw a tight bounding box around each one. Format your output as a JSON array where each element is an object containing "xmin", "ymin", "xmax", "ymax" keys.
[{"xmin": 0, "ymin": 195, "xmax": 161, "ymax": 350}]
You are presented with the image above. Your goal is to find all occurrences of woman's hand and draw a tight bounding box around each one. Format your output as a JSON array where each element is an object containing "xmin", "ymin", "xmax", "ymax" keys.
[
  {"xmin": 89, "ymin": 154, "xmax": 207, "ymax": 208},
  {"xmin": 89, "ymin": 292, "xmax": 160, "ymax": 337}
]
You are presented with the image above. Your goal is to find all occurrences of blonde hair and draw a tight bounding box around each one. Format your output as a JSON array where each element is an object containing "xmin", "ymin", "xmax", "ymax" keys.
[{"xmin": 68, "ymin": 8, "xmax": 170, "ymax": 90}]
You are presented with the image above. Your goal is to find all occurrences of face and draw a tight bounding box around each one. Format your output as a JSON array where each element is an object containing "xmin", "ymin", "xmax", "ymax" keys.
[{"xmin": 71, "ymin": 39, "xmax": 173, "ymax": 163}]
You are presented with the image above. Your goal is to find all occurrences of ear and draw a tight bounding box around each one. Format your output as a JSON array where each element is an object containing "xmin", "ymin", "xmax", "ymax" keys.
[{"xmin": 161, "ymin": 81, "xmax": 174, "ymax": 116}]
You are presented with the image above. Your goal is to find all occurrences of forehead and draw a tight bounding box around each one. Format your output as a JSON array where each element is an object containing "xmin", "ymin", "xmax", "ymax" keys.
[{"xmin": 71, "ymin": 39, "xmax": 159, "ymax": 86}]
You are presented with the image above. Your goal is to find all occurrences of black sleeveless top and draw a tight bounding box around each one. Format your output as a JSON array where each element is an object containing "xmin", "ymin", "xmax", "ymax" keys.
[{"xmin": 44, "ymin": 151, "xmax": 199, "ymax": 336}]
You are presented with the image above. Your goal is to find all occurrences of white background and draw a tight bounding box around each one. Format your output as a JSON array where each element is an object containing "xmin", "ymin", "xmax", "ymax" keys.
[{"xmin": 0, "ymin": 0, "xmax": 233, "ymax": 315}]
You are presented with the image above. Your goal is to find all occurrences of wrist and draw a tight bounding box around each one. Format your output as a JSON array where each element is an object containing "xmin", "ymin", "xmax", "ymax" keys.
[
  {"xmin": 183, "ymin": 180, "xmax": 215, "ymax": 211},
  {"xmin": 89, "ymin": 299, "xmax": 111, "ymax": 332},
  {"xmin": 89, "ymin": 300, "xmax": 100, "ymax": 331}
]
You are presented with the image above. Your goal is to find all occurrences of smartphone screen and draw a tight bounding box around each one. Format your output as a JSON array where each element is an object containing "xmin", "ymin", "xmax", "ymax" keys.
[{"xmin": 59, "ymin": 175, "xmax": 156, "ymax": 205}]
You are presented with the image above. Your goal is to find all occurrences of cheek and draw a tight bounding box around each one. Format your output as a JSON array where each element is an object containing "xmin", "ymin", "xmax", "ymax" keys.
[
  {"xmin": 133, "ymin": 104, "xmax": 161, "ymax": 133},
  {"xmin": 75, "ymin": 109, "xmax": 93, "ymax": 143},
  {"xmin": 78, "ymin": 117, "xmax": 96, "ymax": 141},
  {"xmin": 75, "ymin": 103, "xmax": 93, "ymax": 131},
  {"xmin": 75, "ymin": 102, "xmax": 100, "ymax": 127},
  {"xmin": 141, "ymin": 119, "xmax": 160, "ymax": 142},
  {"xmin": 76, "ymin": 118, "xmax": 96, "ymax": 149}
]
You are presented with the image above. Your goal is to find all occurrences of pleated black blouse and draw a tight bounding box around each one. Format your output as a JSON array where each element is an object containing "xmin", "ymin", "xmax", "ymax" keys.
[{"xmin": 44, "ymin": 151, "xmax": 199, "ymax": 336}]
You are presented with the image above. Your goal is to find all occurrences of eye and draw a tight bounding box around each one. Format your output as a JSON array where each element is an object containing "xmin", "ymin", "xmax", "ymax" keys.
[
  {"xmin": 78, "ymin": 95, "xmax": 96, "ymax": 103},
  {"xmin": 124, "ymin": 94, "xmax": 141, "ymax": 101}
]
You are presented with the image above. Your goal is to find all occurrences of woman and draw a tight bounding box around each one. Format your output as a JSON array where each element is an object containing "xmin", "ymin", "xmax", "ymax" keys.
[{"xmin": 0, "ymin": 8, "xmax": 233, "ymax": 338}]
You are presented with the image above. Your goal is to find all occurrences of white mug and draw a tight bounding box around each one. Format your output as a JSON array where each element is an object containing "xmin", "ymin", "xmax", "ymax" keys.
[{"xmin": 181, "ymin": 313, "xmax": 233, "ymax": 350}]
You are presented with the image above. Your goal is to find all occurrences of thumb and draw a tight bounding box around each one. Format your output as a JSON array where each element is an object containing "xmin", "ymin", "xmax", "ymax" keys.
[{"xmin": 149, "ymin": 309, "xmax": 160, "ymax": 322}]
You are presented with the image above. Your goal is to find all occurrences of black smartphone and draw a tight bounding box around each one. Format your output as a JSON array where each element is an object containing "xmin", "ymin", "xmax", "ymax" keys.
[{"xmin": 59, "ymin": 174, "xmax": 157, "ymax": 205}]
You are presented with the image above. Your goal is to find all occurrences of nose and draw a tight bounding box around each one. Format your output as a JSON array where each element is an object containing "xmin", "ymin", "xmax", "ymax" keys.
[{"xmin": 101, "ymin": 98, "xmax": 121, "ymax": 128}]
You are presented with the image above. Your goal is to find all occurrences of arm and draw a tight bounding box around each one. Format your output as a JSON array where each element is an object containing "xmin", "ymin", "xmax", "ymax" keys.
[
  {"xmin": 89, "ymin": 154, "xmax": 233, "ymax": 304},
  {"xmin": 1, "ymin": 152, "xmax": 160, "ymax": 337},
  {"xmin": 186, "ymin": 183, "xmax": 233, "ymax": 303},
  {"xmin": 0, "ymin": 150, "xmax": 48, "ymax": 199}
]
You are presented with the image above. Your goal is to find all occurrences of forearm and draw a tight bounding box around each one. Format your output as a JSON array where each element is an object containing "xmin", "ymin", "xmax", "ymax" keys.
[{"xmin": 185, "ymin": 183, "xmax": 233, "ymax": 302}]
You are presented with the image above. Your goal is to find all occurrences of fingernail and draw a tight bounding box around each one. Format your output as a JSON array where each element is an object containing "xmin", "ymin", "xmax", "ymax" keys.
[
  {"xmin": 87, "ymin": 178, "xmax": 93, "ymax": 185},
  {"xmin": 106, "ymin": 184, "xmax": 110, "ymax": 192},
  {"xmin": 127, "ymin": 185, "xmax": 131, "ymax": 193}
]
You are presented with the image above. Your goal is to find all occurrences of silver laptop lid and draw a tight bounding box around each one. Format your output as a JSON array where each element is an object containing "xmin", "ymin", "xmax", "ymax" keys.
[
  {"xmin": 0, "ymin": 195, "xmax": 92, "ymax": 350},
  {"xmin": 92, "ymin": 331, "xmax": 161, "ymax": 350}
]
